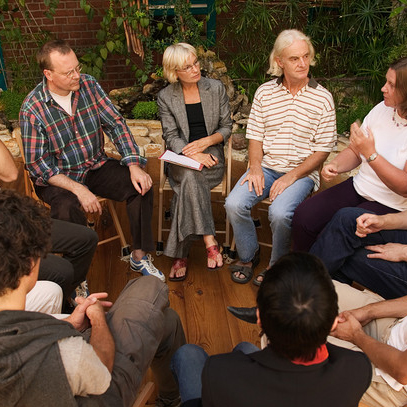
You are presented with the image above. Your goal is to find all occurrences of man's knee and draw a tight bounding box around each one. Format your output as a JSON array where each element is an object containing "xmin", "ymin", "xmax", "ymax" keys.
[
  {"xmin": 333, "ymin": 207, "xmax": 371, "ymax": 230},
  {"xmin": 269, "ymin": 204, "xmax": 292, "ymax": 226},
  {"xmin": 49, "ymin": 190, "xmax": 86, "ymax": 225},
  {"xmin": 225, "ymin": 193, "xmax": 249, "ymax": 218}
]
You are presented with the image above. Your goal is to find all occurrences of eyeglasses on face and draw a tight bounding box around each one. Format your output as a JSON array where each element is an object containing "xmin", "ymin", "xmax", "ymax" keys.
[
  {"xmin": 177, "ymin": 59, "xmax": 200, "ymax": 73},
  {"xmin": 51, "ymin": 63, "xmax": 83, "ymax": 79}
]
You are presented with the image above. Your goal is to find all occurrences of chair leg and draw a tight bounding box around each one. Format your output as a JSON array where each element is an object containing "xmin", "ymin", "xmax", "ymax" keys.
[
  {"xmin": 106, "ymin": 200, "xmax": 131, "ymax": 259},
  {"xmin": 132, "ymin": 381, "xmax": 155, "ymax": 407}
]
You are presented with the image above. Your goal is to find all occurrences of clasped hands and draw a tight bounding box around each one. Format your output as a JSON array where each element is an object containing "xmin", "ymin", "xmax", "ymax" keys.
[{"xmin": 64, "ymin": 292, "xmax": 112, "ymax": 332}]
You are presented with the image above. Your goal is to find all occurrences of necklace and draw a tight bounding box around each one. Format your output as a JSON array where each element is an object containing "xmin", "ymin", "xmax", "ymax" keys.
[{"xmin": 392, "ymin": 108, "xmax": 407, "ymax": 127}]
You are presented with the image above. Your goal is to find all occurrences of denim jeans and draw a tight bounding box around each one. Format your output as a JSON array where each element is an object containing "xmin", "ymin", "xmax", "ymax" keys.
[
  {"xmin": 225, "ymin": 167, "xmax": 314, "ymax": 266},
  {"xmin": 171, "ymin": 342, "xmax": 260, "ymax": 404},
  {"xmin": 310, "ymin": 207, "xmax": 407, "ymax": 299}
]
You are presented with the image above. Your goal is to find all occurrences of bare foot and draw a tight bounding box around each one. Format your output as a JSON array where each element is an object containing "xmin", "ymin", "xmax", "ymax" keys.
[
  {"xmin": 170, "ymin": 258, "xmax": 187, "ymax": 279},
  {"xmin": 233, "ymin": 261, "xmax": 252, "ymax": 280},
  {"xmin": 207, "ymin": 244, "xmax": 223, "ymax": 269}
]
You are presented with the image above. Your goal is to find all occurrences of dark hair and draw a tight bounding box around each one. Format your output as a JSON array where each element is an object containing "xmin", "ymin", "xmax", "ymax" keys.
[
  {"xmin": 0, "ymin": 190, "xmax": 52, "ymax": 296},
  {"xmin": 257, "ymin": 252, "xmax": 338, "ymax": 361},
  {"xmin": 389, "ymin": 57, "xmax": 407, "ymax": 119},
  {"xmin": 37, "ymin": 39, "xmax": 73, "ymax": 71}
]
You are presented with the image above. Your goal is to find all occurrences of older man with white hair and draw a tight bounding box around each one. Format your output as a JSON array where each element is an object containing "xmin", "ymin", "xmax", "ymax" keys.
[{"xmin": 225, "ymin": 29, "xmax": 337, "ymax": 285}]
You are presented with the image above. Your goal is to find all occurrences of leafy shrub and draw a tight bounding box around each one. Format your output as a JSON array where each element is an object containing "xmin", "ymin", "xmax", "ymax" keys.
[
  {"xmin": 336, "ymin": 97, "xmax": 374, "ymax": 135},
  {"xmin": 0, "ymin": 90, "xmax": 27, "ymax": 120},
  {"xmin": 132, "ymin": 101, "xmax": 159, "ymax": 120}
]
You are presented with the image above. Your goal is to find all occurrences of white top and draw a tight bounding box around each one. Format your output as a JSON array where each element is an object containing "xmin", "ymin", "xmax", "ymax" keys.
[
  {"xmin": 376, "ymin": 316, "xmax": 407, "ymax": 391},
  {"xmin": 58, "ymin": 336, "xmax": 111, "ymax": 396},
  {"xmin": 49, "ymin": 90, "xmax": 73, "ymax": 116},
  {"xmin": 353, "ymin": 102, "xmax": 407, "ymax": 211},
  {"xmin": 246, "ymin": 76, "xmax": 337, "ymax": 190}
]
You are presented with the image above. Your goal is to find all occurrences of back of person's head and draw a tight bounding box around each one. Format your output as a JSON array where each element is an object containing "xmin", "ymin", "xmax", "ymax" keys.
[
  {"xmin": 390, "ymin": 57, "xmax": 407, "ymax": 118},
  {"xmin": 267, "ymin": 29, "xmax": 315, "ymax": 77},
  {"xmin": 257, "ymin": 252, "xmax": 338, "ymax": 361},
  {"xmin": 0, "ymin": 190, "xmax": 51, "ymax": 296},
  {"xmin": 37, "ymin": 39, "xmax": 73, "ymax": 71},
  {"xmin": 162, "ymin": 42, "xmax": 197, "ymax": 83}
]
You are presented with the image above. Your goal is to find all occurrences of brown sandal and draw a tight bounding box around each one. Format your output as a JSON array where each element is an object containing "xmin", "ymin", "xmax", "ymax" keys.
[
  {"xmin": 207, "ymin": 245, "xmax": 223, "ymax": 270},
  {"xmin": 169, "ymin": 258, "xmax": 188, "ymax": 281}
]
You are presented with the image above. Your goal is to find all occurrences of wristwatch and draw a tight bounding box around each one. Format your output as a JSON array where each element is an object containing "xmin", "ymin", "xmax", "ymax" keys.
[{"xmin": 367, "ymin": 152, "xmax": 378, "ymax": 162}]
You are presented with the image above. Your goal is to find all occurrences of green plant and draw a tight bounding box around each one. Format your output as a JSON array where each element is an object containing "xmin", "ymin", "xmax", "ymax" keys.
[
  {"xmin": 0, "ymin": 89, "xmax": 26, "ymax": 120},
  {"xmin": 336, "ymin": 97, "xmax": 374, "ymax": 135},
  {"xmin": 132, "ymin": 101, "xmax": 158, "ymax": 120}
]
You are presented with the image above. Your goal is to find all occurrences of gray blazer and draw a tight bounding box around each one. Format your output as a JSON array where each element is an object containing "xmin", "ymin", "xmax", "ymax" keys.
[{"xmin": 157, "ymin": 76, "xmax": 232, "ymax": 154}]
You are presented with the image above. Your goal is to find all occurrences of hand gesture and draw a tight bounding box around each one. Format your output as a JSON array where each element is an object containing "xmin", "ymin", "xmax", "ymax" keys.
[
  {"xmin": 321, "ymin": 162, "xmax": 339, "ymax": 182},
  {"xmin": 182, "ymin": 138, "xmax": 210, "ymax": 156},
  {"xmin": 330, "ymin": 311, "xmax": 364, "ymax": 342},
  {"xmin": 268, "ymin": 172, "xmax": 296, "ymax": 202},
  {"xmin": 349, "ymin": 122, "xmax": 376, "ymax": 160},
  {"xmin": 365, "ymin": 243, "xmax": 407, "ymax": 263},
  {"xmin": 240, "ymin": 165, "xmax": 265, "ymax": 197},
  {"xmin": 129, "ymin": 165, "xmax": 153, "ymax": 195},
  {"xmin": 64, "ymin": 293, "xmax": 112, "ymax": 332},
  {"xmin": 356, "ymin": 213, "xmax": 384, "ymax": 237}
]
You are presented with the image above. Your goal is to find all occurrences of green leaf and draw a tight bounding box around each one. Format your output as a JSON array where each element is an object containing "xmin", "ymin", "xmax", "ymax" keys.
[
  {"xmin": 167, "ymin": 26, "xmax": 173, "ymax": 34},
  {"xmin": 84, "ymin": 4, "xmax": 90, "ymax": 14},
  {"xmin": 390, "ymin": 6, "xmax": 405, "ymax": 17},
  {"xmin": 157, "ymin": 22, "xmax": 163, "ymax": 31},
  {"xmin": 100, "ymin": 48, "xmax": 108, "ymax": 60},
  {"xmin": 125, "ymin": 58, "xmax": 131, "ymax": 66},
  {"xmin": 96, "ymin": 56, "xmax": 104, "ymax": 69},
  {"xmin": 116, "ymin": 16, "xmax": 123, "ymax": 27},
  {"xmin": 141, "ymin": 74, "xmax": 148, "ymax": 83},
  {"xmin": 96, "ymin": 29, "xmax": 106, "ymax": 42},
  {"xmin": 106, "ymin": 41, "xmax": 115, "ymax": 52}
]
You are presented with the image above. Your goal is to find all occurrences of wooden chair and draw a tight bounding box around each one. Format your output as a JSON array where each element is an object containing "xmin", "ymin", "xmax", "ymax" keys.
[
  {"xmin": 156, "ymin": 137, "xmax": 232, "ymax": 255},
  {"xmin": 132, "ymin": 381, "xmax": 155, "ymax": 407},
  {"xmin": 225, "ymin": 162, "xmax": 322, "ymax": 264},
  {"xmin": 14, "ymin": 129, "xmax": 131, "ymax": 258}
]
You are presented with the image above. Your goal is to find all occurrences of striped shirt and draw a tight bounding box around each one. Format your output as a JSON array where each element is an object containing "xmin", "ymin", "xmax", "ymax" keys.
[
  {"xmin": 246, "ymin": 76, "xmax": 337, "ymax": 189},
  {"xmin": 19, "ymin": 74, "xmax": 146, "ymax": 186}
]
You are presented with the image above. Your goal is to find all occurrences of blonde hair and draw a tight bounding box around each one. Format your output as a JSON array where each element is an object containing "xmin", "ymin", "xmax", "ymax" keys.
[
  {"xmin": 267, "ymin": 29, "xmax": 316, "ymax": 77},
  {"xmin": 162, "ymin": 43, "xmax": 197, "ymax": 83}
]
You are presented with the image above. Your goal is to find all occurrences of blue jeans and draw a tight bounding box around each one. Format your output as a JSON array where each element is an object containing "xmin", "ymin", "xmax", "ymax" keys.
[
  {"xmin": 171, "ymin": 342, "xmax": 260, "ymax": 403},
  {"xmin": 225, "ymin": 167, "xmax": 314, "ymax": 266},
  {"xmin": 310, "ymin": 207, "xmax": 407, "ymax": 299}
]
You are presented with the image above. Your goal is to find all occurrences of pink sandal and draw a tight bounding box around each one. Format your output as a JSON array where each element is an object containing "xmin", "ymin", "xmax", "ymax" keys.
[
  {"xmin": 207, "ymin": 245, "xmax": 223, "ymax": 270},
  {"xmin": 169, "ymin": 258, "xmax": 188, "ymax": 281}
]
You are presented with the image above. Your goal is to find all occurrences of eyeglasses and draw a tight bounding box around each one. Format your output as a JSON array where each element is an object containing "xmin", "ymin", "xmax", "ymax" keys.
[
  {"xmin": 177, "ymin": 59, "xmax": 200, "ymax": 73},
  {"xmin": 51, "ymin": 63, "xmax": 83, "ymax": 79}
]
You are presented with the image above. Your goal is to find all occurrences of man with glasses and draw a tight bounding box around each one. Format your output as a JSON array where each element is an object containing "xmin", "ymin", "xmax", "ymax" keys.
[{"xmin": 19, "ymin": 39, "xmax": 164, "ymax": 282}]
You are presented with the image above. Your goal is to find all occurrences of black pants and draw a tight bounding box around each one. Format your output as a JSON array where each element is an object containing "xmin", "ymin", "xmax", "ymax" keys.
[
  {"xmin": 39, "ymin": 218, "xmax": 98, "ymax": 298},
  {"xmin": 35, "ymin": 159, "xmax": 155, "ymax": 252}
]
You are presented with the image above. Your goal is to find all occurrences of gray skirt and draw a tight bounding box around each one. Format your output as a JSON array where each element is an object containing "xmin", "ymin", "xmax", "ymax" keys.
[{"xmin": 164, "ymin": 144, "xmax": 225, "ymax": 258}]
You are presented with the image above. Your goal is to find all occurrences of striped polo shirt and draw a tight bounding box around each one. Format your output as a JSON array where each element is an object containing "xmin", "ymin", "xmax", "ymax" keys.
[{"xmin": 246, "ymin": 76, "xmax": 337, "ymax": 189}]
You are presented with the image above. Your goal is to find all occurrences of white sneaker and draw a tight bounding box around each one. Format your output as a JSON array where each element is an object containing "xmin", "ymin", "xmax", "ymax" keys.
[{"xmin": 130, "ymin": 254, "xmax": 165, "ymax": 282}]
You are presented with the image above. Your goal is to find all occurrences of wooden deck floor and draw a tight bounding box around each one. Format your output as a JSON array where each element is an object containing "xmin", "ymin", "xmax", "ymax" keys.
[{"xmin": 2, "ymin": 157, "xmax": 269, "ymax": 355}]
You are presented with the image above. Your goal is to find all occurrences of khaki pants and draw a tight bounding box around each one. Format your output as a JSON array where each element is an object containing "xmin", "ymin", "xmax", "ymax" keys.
[{"xmin": 328, "ymin": 281, "xmax": 407, "ymax": 407}]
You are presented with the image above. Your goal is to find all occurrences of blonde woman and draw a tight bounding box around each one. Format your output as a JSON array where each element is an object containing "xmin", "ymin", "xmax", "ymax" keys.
[{"xmin": 157, "ymin": 43, "xmax": 232, "ymax": 281}]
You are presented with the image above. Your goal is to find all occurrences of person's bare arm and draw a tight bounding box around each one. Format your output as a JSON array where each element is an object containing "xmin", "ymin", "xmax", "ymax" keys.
[
  {"xmin": 268, "ymin": 151, "xmax": 329, "ymax": 201},
  {"xmin": 240, "ymin": 139, "xmax": 265, "ymax": 197},
  {"xmin": 350, "ymin": 122, "xmax": 407, "ymax": 197},
  {"xmin": 0, "ymin": 140, "xmax": 18, "ymax": 182},
  {"xmin": 321, "ymin": 147, "xmax": 361, "ymax": 182},
  {"xmin": 48, "ymin": 174, "xmax": 102, "ymax": 214},
  {"xmin": 332, "ymin": 309, "xmax": 407, "ymax": 384},
  {"xmin": 86, "ymin": 300, "xmax": 115, "ymax": 373},
  {"xmin": 356, "ymin": 211, "xmax": 407, "ymax": 238}
]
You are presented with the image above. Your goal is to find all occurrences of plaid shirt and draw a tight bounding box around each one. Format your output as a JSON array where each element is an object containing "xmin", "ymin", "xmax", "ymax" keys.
[{"xmin": 19, "ymin": 74, "xmax": 146, "ymax": 186}]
